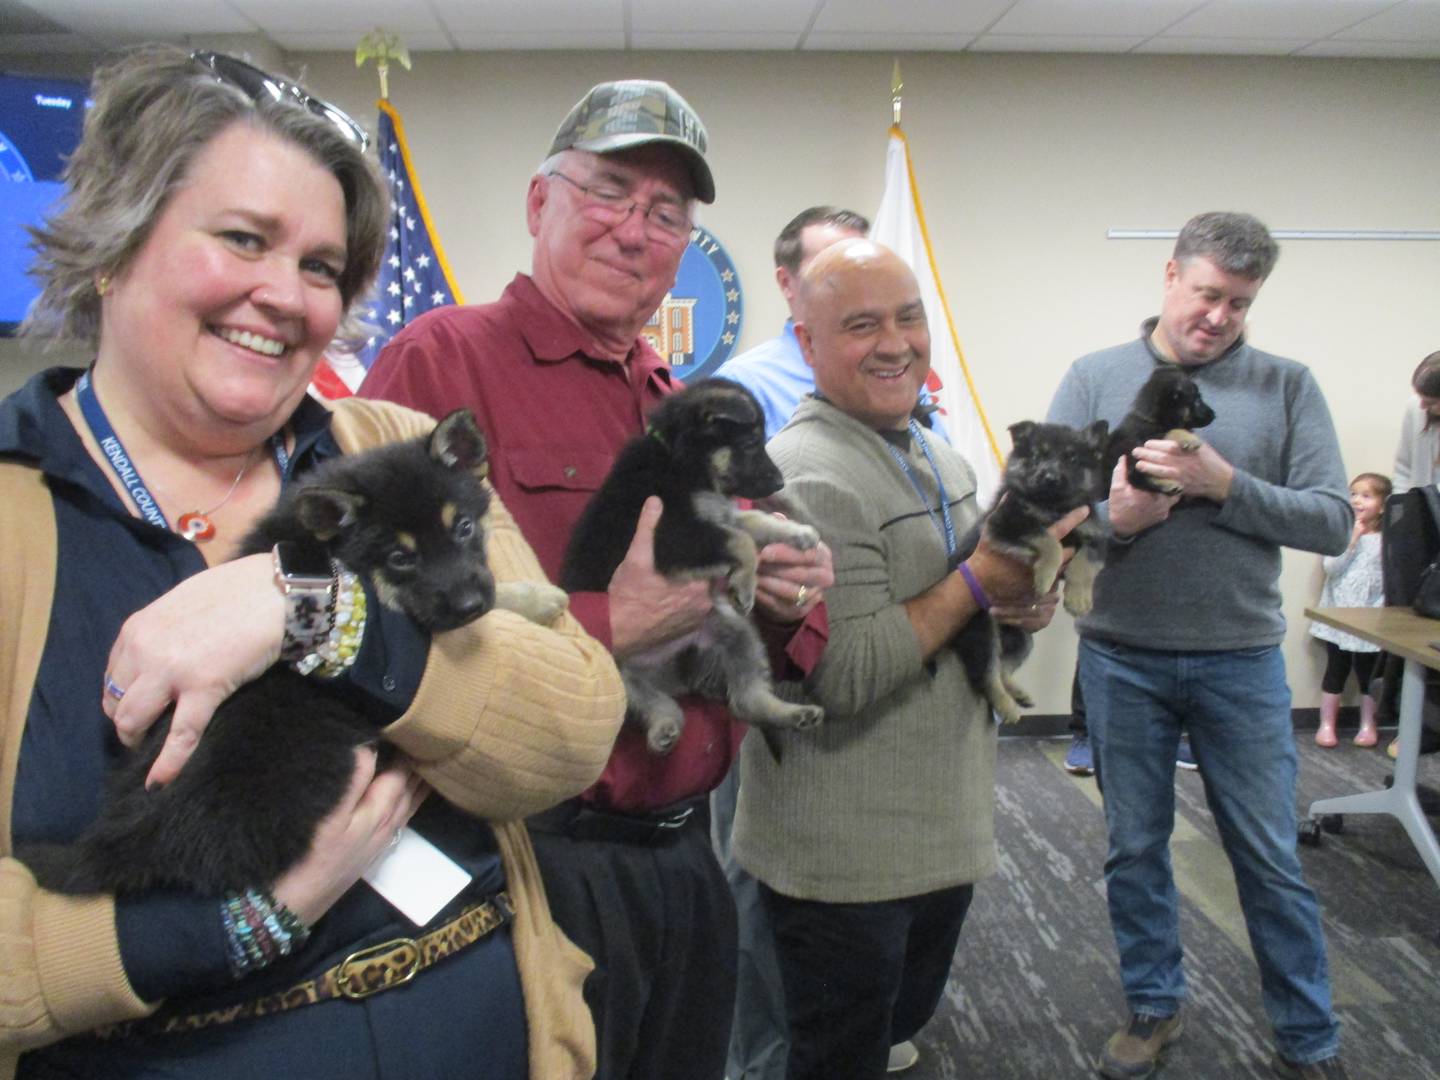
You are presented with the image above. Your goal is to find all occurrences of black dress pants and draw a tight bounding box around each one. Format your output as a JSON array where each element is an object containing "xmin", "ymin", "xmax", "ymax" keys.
[
  {"xmin": 529, "ymin": 803, "xmax": 738, "ymax": 1080},
  {"xmin": 760, "ymin": 880, "xmax": 974, "ymax": 1080}
]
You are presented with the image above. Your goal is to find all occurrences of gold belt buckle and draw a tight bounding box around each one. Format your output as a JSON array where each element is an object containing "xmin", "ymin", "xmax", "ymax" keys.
[{"xmin": 337, "ymin": 936, "xmax": 421, "ymax": 1000}]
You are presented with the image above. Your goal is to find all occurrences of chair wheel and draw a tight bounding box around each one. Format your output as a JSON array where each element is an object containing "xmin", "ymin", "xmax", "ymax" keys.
[
  {"xmin": 1319, "ymin": 814, "xmax": 1344, "ymax": 835},
  {"xmin": 1298, "ymin": 818, "xmax": 1324, "ymax": 846}
]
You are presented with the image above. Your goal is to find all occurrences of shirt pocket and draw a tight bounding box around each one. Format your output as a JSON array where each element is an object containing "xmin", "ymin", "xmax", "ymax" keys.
[{"xmin": 505, "ymin": 447, "xmax": 613, "ymax": 495}]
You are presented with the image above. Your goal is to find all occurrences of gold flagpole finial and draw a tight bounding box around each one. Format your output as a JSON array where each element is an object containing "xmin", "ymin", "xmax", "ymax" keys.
[
  {"xmin": 356, "ymin": 29, "xmax": 411, "ymax": 101},
  {"xmin": 891, "ymin": 59, "xmax": 903, "ymax": 126}
]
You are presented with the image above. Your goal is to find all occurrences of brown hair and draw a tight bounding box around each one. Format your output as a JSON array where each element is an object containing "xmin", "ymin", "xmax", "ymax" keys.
[{"xmin": 25, "ymin": 45, "xmax": 387, "ymax": 344}]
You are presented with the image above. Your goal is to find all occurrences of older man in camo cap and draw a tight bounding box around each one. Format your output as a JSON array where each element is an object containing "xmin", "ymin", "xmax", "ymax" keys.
[{"xmin": 364, "ymin": 80, "xmax": 834, "ymax": 1080}]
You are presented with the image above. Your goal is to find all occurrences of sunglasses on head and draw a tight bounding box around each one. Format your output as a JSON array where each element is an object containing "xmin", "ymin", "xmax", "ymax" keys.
[{"xmin": 190, "ymin": 50, "xmax": 369, "ymax": 151}]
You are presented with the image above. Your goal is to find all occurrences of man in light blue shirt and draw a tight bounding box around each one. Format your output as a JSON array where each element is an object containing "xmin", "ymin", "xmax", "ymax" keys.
[{"xmin": 713, "ymin": 206, "xmax": 870, "ymax": 439}]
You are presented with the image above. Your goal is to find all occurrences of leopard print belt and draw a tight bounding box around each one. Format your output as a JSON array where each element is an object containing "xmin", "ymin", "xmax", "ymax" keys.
[{"xmin": 96, "ymin": 890, "xmax": 514, "ymax": 1038}]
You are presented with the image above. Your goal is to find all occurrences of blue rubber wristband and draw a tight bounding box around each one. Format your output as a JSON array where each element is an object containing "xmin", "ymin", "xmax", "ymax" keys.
[{"xmin": 957, "ymin": 562, "xmax": 992, "ymax": 611}]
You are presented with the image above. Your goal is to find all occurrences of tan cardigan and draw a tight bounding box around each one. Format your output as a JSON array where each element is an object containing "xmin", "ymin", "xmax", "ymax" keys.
[{"xmin": 0, "ymin": 397, "xmax": 625, "ymax": 1078}]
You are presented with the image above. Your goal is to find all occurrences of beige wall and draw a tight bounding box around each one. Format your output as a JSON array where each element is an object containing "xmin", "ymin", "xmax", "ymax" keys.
[{"xmin": 10, "ymin": 47, "xmax": 1438, "ymax": 713}]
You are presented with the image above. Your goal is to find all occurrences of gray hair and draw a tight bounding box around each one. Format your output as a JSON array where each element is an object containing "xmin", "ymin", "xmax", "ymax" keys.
[
  {"xmin": 25, "ymin": 44, "xmax": 387, "ymax": 344},
  {"xmin": 1172, "ymin": 211, "xmax": 1279, "ymax": 282},
  {"xmin": 773, "ymin": 206, "xmax": 870, "ymax": 274}
]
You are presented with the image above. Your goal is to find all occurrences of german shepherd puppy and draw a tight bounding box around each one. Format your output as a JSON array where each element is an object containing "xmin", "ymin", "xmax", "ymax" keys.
[
  {"xmin": 23, "ymin": 410, "xmax": 567, "ymax": 896},
  {"xmin": 561, "ymin": 379, "xmax": 824, "ymax": 755},
  {"xmin": 955, "ymin": 420, "xmax": 1109, "ymax": 724},
  {"xmin": 1107, "ymin": 365, "xmax": 1216, "ymax": 495}
]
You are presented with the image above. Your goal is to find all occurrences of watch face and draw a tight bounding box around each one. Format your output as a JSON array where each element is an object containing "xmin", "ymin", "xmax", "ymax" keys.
[{"xmin": 275, "ymin": 540, "xmax": 332, "ymax": 582}]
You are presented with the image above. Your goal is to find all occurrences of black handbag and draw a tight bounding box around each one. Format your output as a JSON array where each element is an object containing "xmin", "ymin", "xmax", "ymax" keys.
[
  {"xmin": 1415, "ymin": 559, "xmax": 1440, "ymax": 619},
  {"xmin": 1382, "ymin": 485, "xmax": 1440, "ymax": 611}
]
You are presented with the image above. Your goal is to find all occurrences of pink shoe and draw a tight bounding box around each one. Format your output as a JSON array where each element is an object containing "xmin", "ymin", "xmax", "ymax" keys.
[
  {"xmin": 1315, "ymin": 725, "xmax": 1338, "ymax": 748},
  {"xmin": 1353, "ymin": 726, "xmax": 1378, "ymax": 748}
]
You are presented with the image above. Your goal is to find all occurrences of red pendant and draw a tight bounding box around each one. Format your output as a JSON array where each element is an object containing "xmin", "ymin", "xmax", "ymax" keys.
[{"xmin": 177, "ymin": 512, "xmax": 216, "ymax": 542}]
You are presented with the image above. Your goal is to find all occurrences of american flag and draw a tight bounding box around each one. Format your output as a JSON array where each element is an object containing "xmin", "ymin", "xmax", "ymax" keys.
[{"xmin": 313, "ymin": 99, "xmax": 463, "ymax": 399}]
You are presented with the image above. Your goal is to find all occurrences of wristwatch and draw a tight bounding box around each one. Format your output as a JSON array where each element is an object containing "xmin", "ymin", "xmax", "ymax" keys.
[{"xmin": 272, "ymin": 541, "xmax": 338, "ymax": 662}]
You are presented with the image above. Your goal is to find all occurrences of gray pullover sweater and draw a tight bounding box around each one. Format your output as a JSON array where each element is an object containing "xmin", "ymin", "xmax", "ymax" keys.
[{"xmin": 1047, "ymin": 323, "xmax": 1351, "ymax": 651}]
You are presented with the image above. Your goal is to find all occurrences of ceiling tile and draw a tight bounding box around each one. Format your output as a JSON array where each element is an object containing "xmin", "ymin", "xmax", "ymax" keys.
[
  {"xmin": 230, "ymin": 0, "xmax": 442, "ymax": 34},
  {"xmin": 630, "ymin": 31, "xmax": 803, "ymax": 49},
  {"xmin": 1167, "ymin": 0, "xmax": 1393, "ymax": 39},
  {"xmin": 801, "ymin": 30, "xmax": 979, "ymax": 50},
  {"xmin": 1333, "ymin": 0, "xmax": 1440, "ymax": 39},
  {"xmin": 275, "ymin": 30, "xmax": 457, "ymax": 52},
  {"xmin": 990, "ymin": 0, "xmax": 1204, "ymax": 37},
  {"xmin": 811, "ymin": 0, "xmax": 1012, "ymax": 34},
  {"xmin": 970, "ymin": 33, "xmax": 1144, "ymax": 52},
  {"xmin": 1135, "ymin": 35, "xmax": 1309, "ymax": 54},
  {"xmin": 446, "ymin": 29, "xmax": 627, "ymax": 49},
  {"xmin": 38, "ymin": 0, "xmax": 252, "ymax": 34},
  {"xmin": 430, "ymin": 0, "xmax": 623, "ymax": 34},
  {"xmin": 631, "ymin": 0, "xmax": 815, "ymax": 34}
]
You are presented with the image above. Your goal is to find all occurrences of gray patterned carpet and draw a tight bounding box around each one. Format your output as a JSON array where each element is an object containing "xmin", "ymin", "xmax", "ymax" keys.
[{"xmin": 906, "ymin": 735, "xmax": 1440, "ymax": 1080}]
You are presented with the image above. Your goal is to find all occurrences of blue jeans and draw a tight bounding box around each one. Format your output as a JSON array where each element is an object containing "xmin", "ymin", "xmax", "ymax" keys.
[{"xmin": 1078, "ymin": 638, "xmax": 1339, "ymax": 1065}]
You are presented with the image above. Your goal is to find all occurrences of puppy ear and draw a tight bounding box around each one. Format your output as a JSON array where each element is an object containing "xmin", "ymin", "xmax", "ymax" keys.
[
  {"xmin": 295, "ymin": 488, "xmax": 366, "ymax": 542},
  {"xmin": 1008, "ymin": 420, "xmax": 1037, "ymax": 447},
  {"xmin": 431, "ymin": 409, "xmax": 490, "ymax": 479},
  {"xmin": 1086, "ymin": 420, "xmax": 1110, "ymax": 451}
]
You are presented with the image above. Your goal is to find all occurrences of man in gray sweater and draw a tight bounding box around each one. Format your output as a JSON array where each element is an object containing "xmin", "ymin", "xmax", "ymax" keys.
[{"xmin": 1047, "ymin": 212, "xmax": 1351, "ymax": 1080}]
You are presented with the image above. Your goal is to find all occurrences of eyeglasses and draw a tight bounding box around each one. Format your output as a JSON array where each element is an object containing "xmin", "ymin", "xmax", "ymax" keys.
[
  {"xmin": 547, "ymin": 170, "xmax": 694, "ymax": 244},
  {"xmin": 191, "ymin": 50, "xmax": 369, "ymax": 151}
]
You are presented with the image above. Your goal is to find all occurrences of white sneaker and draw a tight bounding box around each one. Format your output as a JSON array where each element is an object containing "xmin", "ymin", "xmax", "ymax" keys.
[{"xmin": 887, "ymin": 1040, "xmax": 919, "ymax": 1073}]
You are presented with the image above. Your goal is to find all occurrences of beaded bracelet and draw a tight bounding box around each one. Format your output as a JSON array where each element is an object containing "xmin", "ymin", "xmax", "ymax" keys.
[
  {"xmin": 220, "ymin": 887, "xmax": 312, "ymax": 979},
  {"xmin": 292, "ymin": 568, "xmax": 366, "ymax": 679}
]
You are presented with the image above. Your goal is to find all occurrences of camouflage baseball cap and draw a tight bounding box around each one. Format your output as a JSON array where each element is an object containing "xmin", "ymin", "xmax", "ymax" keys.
[{"xmin": 548, "ymin": 79, "xmax": 714, "ymax": 204}]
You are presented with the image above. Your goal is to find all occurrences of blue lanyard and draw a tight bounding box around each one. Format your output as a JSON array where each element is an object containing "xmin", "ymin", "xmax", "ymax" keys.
[
  {"xmin": 74, "ymin": 369, "xmax": 288, "ymax": 533},
  {"xmin": 883, "ymin": 419, "xmax": 957, "ymax": 561}
]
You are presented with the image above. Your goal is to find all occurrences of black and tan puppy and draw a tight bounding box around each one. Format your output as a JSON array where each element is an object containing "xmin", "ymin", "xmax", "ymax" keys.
[
  {"xmin": 22, "ymin": 410, "xmax": 567, "ymax": 896},
  {"xmin": 955, "ymin": 419, "xmax": 1109, "ymax": 724},
  {"xmin": 1107, "ymin": 365, "xmax": 1216, "ymax": 495},
  {"xmin": 561, "ymin": 378, "xmax": 824, "ymax": 755}
]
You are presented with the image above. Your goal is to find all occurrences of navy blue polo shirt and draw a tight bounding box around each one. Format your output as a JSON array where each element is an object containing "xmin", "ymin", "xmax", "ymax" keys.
[{"xmin": 0, "ymin": 368, "xmax": 503, "ymax": 1003}]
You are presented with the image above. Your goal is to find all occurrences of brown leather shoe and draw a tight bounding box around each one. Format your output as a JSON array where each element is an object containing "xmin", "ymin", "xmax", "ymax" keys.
[{"xmin": 1098, "ymin": 1012, "xmax": 1183, "ymax": 1079}]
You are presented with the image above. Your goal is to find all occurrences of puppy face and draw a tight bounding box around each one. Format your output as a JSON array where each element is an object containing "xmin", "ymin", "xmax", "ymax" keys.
[
  {"xmin": 292, "ymin": 410, "xmax": 498, "ymax": 632},
  {"xmin": 1139, "ymin": 366, "xmax": 1215, "ymax": 431},
  {"xmin": 1005, "ymin": 420, "xmax": 1109, "ymax": 509},
  {"xmin": 651, "ymin": 379, "xmax": 785, "ymax": 499}
]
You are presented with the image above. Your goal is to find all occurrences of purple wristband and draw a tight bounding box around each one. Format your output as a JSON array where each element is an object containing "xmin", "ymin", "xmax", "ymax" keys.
[{"xmin": 957, "ymin": 562, "xmax": 992, "ymax": 611}]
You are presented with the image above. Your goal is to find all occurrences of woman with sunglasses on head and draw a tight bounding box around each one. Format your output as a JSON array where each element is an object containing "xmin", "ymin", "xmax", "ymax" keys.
[{"xmin": 0, "ymin": 45, "xmax": 622, "ymax": 1079}]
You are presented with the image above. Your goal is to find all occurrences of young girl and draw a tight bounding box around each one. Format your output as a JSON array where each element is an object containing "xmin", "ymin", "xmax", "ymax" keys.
[{"xmin": 1310, "ymin": 472, "xmax": 1391, "ymax": 747}]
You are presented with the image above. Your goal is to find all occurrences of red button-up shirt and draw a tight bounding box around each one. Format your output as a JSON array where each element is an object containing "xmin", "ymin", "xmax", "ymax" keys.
[{"xmin": 362, "ymin": 273, "xmax": 822, "ymax": 811}]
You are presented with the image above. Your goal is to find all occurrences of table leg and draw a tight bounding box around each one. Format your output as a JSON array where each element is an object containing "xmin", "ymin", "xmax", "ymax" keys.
[{"xmin": 1308, "ymin": 656, "xmax": 1440, "ymax": 887}]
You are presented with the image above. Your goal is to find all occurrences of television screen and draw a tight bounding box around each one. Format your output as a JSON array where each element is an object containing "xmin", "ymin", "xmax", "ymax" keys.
[{"xmin": 0, "ymin": 72, "xmax": 90, "ymax": 335}]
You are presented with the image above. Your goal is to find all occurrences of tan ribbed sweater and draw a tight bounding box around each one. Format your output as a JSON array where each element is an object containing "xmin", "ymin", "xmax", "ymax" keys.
[{"xmin": 0, "ymin": 396, "xmax": 624, "ymax": 1079}]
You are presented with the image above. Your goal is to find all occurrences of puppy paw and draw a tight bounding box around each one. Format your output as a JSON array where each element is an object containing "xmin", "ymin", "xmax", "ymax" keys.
[
  {"xmin": 1165, "ymin": 428, "xmax": 1201, "ymax": 453},
  {"xmin": 794, "ymin": 704, "xmax": 824, "ymax": 730},
  {"xmin": 494, "ymin": 581, "xmax": 569, "ymax": 624},
  {"xmin": 994, "ymin": 698, "xmax": 1024, "ymax": 724},
  {"xmin": 785, "ymin": 523, "xmax": 821, "ymax": 551},
  {"xmin": 1062, "ymin": 584, "xmax": 1094, "ymax": 617},
  {"xmin": 727, "ymin": 567, "xmax": 758, "ymax": 614},
  {"xmin": 647, "ymin": 720, "xmax": 683, "ymax": 756}
]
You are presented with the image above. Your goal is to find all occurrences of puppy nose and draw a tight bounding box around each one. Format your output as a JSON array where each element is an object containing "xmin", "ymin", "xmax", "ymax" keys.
[{"xmin": 450, "ymin": 578, "xmax": 497, "ymax": 624}]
